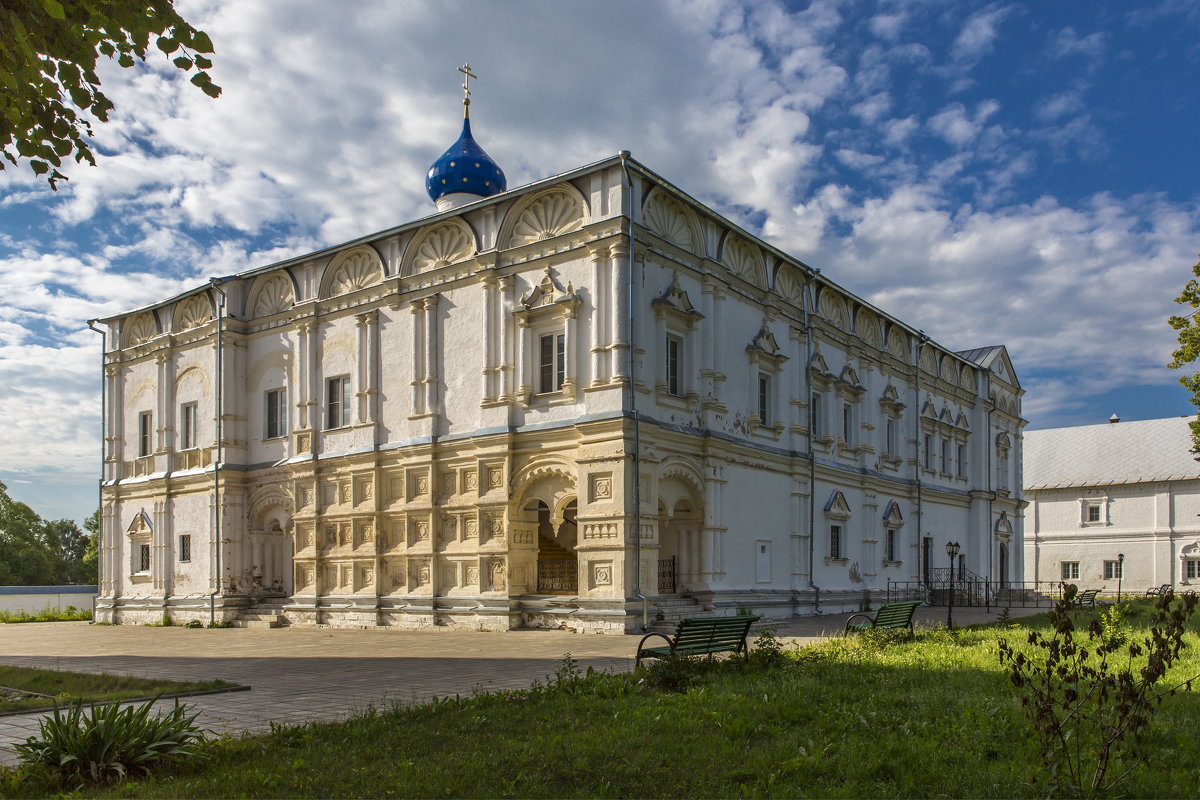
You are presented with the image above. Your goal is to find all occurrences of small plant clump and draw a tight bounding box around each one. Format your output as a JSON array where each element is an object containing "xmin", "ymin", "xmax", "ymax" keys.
[
  {"xmin": 998, "ymin": 586, "xmax": 1199, "ymax": 798},
  {"xmin": 0, "ymin": 605, "xmax": 92, "ymax": 624},
  {"xmin": 14, "ymin": 697, "xmax": 208, "ymax": 785}
]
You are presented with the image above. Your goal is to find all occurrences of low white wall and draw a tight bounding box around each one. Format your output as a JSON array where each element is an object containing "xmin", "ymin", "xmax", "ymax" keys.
[{"xmin": 0, "ymin": 586, "xmax": 97, "ymax": 615}]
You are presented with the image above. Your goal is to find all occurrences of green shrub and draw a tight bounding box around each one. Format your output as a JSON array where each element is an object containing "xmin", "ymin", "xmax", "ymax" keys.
[{"xmin": 14, "ymin": 697, "xmax": 207, "ymax": 784}]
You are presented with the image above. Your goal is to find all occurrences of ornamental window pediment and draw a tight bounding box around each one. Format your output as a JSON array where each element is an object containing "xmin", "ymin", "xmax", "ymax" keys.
[
  {"xmin": 882, "ymin": 500, "xmax": 904, "ymax": 529},
  {"xmin": 810, "ymin": 347, "xmax": 835, "ymax": 391},
  {"xmin": 879, "ymin": 383, "xmax": 906, "ymax": 416},
  {"xmin": 835, "ymin": 364, "xmax": 865, "ymax": 399},
  {"xmin": 824, "ymin": 490, "xmax": 852, "ymax": 521},
  {"xmin": 652, "ymin": 273, "xmax": 704, "ymax": 328},
  {"xmin": 746, "ymin": 321, "xmax": 787, "ymax": 370},
  {"xmin": 516, "ymin": 267, "xmax": 581, "ymax": 319}
]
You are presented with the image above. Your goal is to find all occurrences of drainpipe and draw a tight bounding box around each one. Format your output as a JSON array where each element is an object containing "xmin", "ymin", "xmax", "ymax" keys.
[
  {"xmin": 801, "ymin": 270, "xmax": 821, "ymax": 613},
  {"xmin": 915, "ymin": 332, "xmax": 928, "ymax": 594},
  {"xmin": 619, "ymin": 152, "xmax": 649, "ymax": 630},
  {"xmin": 208, "ymin": 280, "xmax": 227, "ymax": 625},
  {"xmin": 86, "ymin": 320, "xmax": 106, "ymax": 624},
  {"xmin": 984, "ymin": 371, "xmax": 994, "ymax": 588}
]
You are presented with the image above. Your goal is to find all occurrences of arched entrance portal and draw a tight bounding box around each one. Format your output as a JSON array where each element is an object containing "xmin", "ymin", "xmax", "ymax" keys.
[
  {"xmin": 655, "ymin": 469, "xmax": 705, "ymax": 595},
  {"xmin": 526, "ymin": 499, "xmax": 578, "ymax": 593},
  {"xmin": 247, "ymin": 499, "xmax": 292, "ymax": 597}
]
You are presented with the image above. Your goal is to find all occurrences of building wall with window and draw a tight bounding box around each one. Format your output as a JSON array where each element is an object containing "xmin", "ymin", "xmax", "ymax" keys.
[
  {"xmin": 95, "ymin": 154, "xmax": 1025, "ymax": 631},
  {"xmin": 1024, "ymin": 416, "xmax": 1200, "ymax": 593}
]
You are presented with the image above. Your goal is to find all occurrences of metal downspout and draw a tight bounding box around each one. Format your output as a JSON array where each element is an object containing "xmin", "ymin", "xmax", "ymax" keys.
[
  {"xmin": 985, "ymin": 371, "xmax": 994, "ymax": 587},
  {"xmin": 915, "ymin": 333, "xmax": 927, "ymax": 592},
  {"xmin": 619, "ymin": 152, "xmax": 648, "ymax": 630},
  {"xmin": 208, "ymin": 280, "xmax": 226, "ymax": 625},
  {"xmin": 802, "ymin": 271, "xmax": 821, "ymax": 613},
  {"xmin": 86, "ymin": 320, "xmax": 106, "ymax": 624}
]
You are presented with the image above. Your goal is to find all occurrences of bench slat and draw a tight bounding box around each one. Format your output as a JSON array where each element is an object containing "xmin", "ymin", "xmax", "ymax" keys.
[{"xmin": 635, "ymin": 615, "xmax": 761, "ymax": 666}]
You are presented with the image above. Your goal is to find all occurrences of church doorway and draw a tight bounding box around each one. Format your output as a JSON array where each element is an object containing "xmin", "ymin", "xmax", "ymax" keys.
[
  {"xmin": 656, "ymin": 493, "xmax": 703, "ymax": 594},
  {"xmin": 532, "ymin": 499, "xmax": 578, "ymax": 594},
  {"xmin": 248, "ymin": 503, "xmax": 292, "ymax": 597}
]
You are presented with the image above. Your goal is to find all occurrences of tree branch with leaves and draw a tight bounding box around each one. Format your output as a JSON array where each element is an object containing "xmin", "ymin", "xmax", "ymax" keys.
[
  {"xmin": 1168, "ymin": 255, "xmax": 1200, "ymax": 453},
  {"xmin": 0, "ymin": 0, "xmax": 220, "ymax": 188}
]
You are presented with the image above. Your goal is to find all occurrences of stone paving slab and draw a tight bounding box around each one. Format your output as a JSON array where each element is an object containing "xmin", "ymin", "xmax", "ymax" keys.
[{"xmin": 0, "ymin": 606, "xmax": 1047, "ymax": 768}]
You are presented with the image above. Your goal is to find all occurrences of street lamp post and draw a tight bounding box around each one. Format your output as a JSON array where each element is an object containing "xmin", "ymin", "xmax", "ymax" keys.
[
  {"xmin": 946, "ymin": 540, "xmax": 960, "ymax": 629},
  {"xmin": 1117, "ymin": 552, "xmax": 1125, "ymax": 602}
]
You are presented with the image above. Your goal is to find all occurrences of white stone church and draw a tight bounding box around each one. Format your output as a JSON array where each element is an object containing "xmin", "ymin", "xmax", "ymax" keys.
[{"xmin": 93, "ymin": 89, "xmax": 1026, "ymax": 632}]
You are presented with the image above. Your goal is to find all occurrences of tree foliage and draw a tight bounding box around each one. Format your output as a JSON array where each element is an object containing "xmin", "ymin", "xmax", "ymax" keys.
[
  {"xmin": 0, "ymin": 0, "xmax": 220, "ymax": 188},
  {"xmin": 0, "ymin": 480, "xmax": 96, "ymax": 585},
  {"xmin": 1168, "ymin": 255, "xmax": 1200, "ymax": 453}
]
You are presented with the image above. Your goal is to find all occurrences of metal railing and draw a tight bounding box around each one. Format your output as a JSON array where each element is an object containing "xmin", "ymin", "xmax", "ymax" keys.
[
  {"xmin": 887, "ymin": 579, "xmax": 1066, "ymax": 610},
  {"xmin": 537, "ymin": 559, "xmax": 577, "ymax": 594},
  {"xmin": 657, "ymin": 557, "xmax": 676, "ymax": 594}
]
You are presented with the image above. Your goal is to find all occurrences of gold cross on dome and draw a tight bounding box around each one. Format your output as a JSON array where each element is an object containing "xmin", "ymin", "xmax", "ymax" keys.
[{"xmin": 458, "ymin": 63, "xmax": 477, "ymax": 107}]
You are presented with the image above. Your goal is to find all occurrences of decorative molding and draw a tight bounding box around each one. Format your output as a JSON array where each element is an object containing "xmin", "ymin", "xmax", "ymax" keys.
[
  {"xmin": 503, "ymin": 187, "xmax": 586, "ymax": 248},
  {"xmin": 321, "ymin": 245, "xmax": 385, "ymax": 299},
  {"xmin": 405, "ymin": 219, "xmax": 476, "ymax": 274},
  {"xmin": 248, "ymin": 272, "xmax": 296, "ymax": 318},
  {"xmin": 173, "ymin": 294, "xmax": 213, "ymax": 332}
]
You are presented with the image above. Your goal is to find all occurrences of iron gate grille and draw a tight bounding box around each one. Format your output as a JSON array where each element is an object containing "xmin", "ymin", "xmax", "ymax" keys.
[
  {"xmin": 658, "ymin": 557, "xmax": 677, "ymax": 594},
  {"xmin": 537, "ymin": 560, "xmax": 577, "ymax": 593}
]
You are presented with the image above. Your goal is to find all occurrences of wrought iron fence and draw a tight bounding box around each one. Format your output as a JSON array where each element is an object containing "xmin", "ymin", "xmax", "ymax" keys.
[
  {"xmin": 658, "ymin": 557, "xmax": 676, "ymax": 594},
  {"xmin": 537, "ymin": 559, "xmax": 578, "ymax": 594},
  {"xmin": 887, "ymin": 578, "xmax": 1066, "ymax": 610}
]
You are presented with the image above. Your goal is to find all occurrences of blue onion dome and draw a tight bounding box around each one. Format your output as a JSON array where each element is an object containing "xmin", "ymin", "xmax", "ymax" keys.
[{"xmin": 426, "ymin": 114, "xmax": 507, "ymax": 209}]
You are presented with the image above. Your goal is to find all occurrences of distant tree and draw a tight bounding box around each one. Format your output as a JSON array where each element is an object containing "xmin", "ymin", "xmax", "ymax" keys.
[
  {"xmin": 81, "ymin": 509, "xmax": 100, "ymax": 584},
  {"xmin": 0, "ymin": 481, "xmax": 56, "ymax": 585},
  {"xmin": 1168, "ymin": 254, "xmax": 1200, "ymax": 453},
  {"xmin": 45, "ymin": 518, "xmax": 89, "ymax": 582},
  {"xmin": 0, "ymin": 0, "xmax": 220, "ymax": 188}
]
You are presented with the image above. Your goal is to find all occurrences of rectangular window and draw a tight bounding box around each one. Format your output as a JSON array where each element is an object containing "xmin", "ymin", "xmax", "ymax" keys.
[
  {"xmin": 666, "ymin": 335, "xmax": 681, "ymax": 396},
  {"xmin": 886, "ymin": 418, "xmax": 897, "ymax": 455},
  {"xmin": 265, "ymin": 389, "xmax": 287, "ymax": 440},
  {"xmin": 539, "ymin": 333, "xmax": 565, "ymax": 393},
  {"xmin": 1187, "ymin": 560, "xmax": 1200, "ymax": 580},
  {"xmin": 830, "ymin": 525, "xmax": 842, "ymax": 560},
  {"xmin": 138, "ymin": 411, "xmax": 153, "ymax": 457},
  {"xmin": 941, "ymin": 439, "xmax": 950, "ymax": 473},
  {"xmin": 923, "ymin": 434, "xmax": 933, "ymax": 470},
  {"xmin": 326, "ymin": 377, "xmax": 351, "ymax": 429},
  {"xmin": 1103, "ymin": 560, "xmax": 1123, "ymax": 580},
  {"xmin": 138, "ymin": 543, "xmax": 150, "ymax": 573},
  {"xmin": 758, "ymin": 373, "xmax": 770, "ymax": 423},
  {"xmin": 885, "ymin": 529, "xmax": 896, "ymax": 562},
  {"xmin": 179, "ymin": 534, "xmax": 191, "ymax": 563},
  {"xmin": 842, "ymin": 403, "xmax": 852, "ymax": 442},
  {"xmin": 180, "ymin": 402, "xmax": 198, "ymax": 450},
  {"xmin": 1061, "ymin": 561, "xmax": 1080, "ymax": 581},
  {"xmin": 957, "ymin": 444, "xmax": 966, "ymax": 477},
  {"xmin": 1087, "ymin": 505, "xmax": 1101, "ymax": 523},
  {"xmin": 810, "ymin": 393, "xmax": 821, "ymax": 437}
]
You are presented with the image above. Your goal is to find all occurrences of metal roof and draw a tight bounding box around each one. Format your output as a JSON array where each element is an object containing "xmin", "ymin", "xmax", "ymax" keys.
[{"xmin": 1024, "ymin": 416, "xmax": 1200, "ymax": 489}]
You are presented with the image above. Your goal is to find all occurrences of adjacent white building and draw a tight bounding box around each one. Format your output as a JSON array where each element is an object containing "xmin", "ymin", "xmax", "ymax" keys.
[
  {"xmin": 93, "ymin": 99, "xmax": 1026, "ymax": 631},
  {"xmin": 1024, "ymin": 415, "xmax": 1200, "ymax": 593}
]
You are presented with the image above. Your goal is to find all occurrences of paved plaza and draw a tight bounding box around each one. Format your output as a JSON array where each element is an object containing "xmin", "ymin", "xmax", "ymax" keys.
[{"xmin": 0, "ymin": 605, "xmax": 1044, "ymax": 767}]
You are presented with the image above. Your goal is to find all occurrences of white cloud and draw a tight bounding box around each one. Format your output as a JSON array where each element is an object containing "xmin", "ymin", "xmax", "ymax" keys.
[{"xmin": 951, "ymin": 5, "xmax": 1012, "ymax": 63}]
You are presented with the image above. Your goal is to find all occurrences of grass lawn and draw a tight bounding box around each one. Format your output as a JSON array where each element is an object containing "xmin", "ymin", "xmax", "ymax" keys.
[
  {"xmin": 4, "ymin": 600, "xmax": 1200, "ymax": 798},
  {"xmin": 0, "ymin": 607, "xmax": 92, "ymax": 624},
  {"xmin": 0, "ymin": 666, "xmax": 238, "ymax": 715}
]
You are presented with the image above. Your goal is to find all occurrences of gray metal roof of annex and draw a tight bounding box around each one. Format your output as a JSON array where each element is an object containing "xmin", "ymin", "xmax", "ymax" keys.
[{"xmin": 1024, "ymin": 416, "xmax": 1200, "ymax": 490}]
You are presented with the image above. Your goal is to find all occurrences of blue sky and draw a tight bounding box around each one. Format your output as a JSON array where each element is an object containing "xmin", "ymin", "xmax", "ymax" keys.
[{"xmin": 1, "ymin": 0, "xmax": 1198, "ymax": 524}]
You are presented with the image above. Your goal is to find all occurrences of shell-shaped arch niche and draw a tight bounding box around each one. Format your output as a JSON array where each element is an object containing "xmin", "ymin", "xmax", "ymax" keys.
[
  {"xmin": 404, "ymin": 219, "xmax": 477, "ymax": 275},
  {"xmin": 919, "ymin": 346, "xmax": 938, "ymax": 376},
  {"xmin": 940, "ymin": 355, "xmax": 959, "ymax": 384},
  {"xmin": 173, "ymin": 293, "xmax": 213, "ymax": 332},
  {"xmin": 886, "ymin": 327, "xmax": 909, "ymax": 360},
  {"xmin": 855, "ymin": 309, "xmax": 882, "ymax": 349},
  {"xmin": 960, "ymin": 365, "xmax": 977, "ymax": 393},
  {"xmin": 247, "ymin": 271, "xmax": 297, "ymax": 318},
  {"xmin": 122, "ymin": 312, "xmax": 158, "ymax": 348},
  {"xmin": 320, "ymin": 245, "xmax": 386, "ymax": 299},
  {"xmin": 501, "ymin": 186, "xmax": 587, "ymax": 249},
  {"xmin": 774, "ymin": 265, "xmax": 807, "ymax": 306},
  {"xmin": 720, "ymin": 235, "xmax": 766, "ymax": 288},
  {"xmin": 818, "ymin": 289, "xmax": 850, "ymax": 332},
  {"xmin": 643, "ymin": 190, "xmax": 703, "ymax": 256}
]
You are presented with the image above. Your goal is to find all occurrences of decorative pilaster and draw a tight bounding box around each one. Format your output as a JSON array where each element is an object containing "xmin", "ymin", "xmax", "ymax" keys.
[
  {"xmin": 609, "ymin": 241, "xmax": 629, "ymax": 383},
  {"xmin": 588, "ymin": 244, "xmax": 609, "ymax": 386}
]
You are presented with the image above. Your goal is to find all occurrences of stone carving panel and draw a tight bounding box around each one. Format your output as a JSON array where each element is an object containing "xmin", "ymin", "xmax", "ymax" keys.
[
  {"xmin": 323, "ymin": 246, "xmax": 384, "ymax": 298},
  {"xmin": 249, "ymin": 272, "xmax": 296, "ymax": 317},
  {"xmin": 588, "ymin": 473, "xmax": 613, "ymax": 503},
  {"xmin": 173, "ymin": 294, "xmax": 212, "ymax": 332},
  {"xmin": 643, "ymin": 191, "xmax": 699, "ymax": 254},
  {"xmin": 720, "ymin": 236, "xmax": 765, "ymax": 287},
  {"xmin": 409, "ymin": 220, "xmax": 475, "ymax": 273},
  {"xmin": 123, "ymin": 313, "xmax": 157, "ymax": 347}
]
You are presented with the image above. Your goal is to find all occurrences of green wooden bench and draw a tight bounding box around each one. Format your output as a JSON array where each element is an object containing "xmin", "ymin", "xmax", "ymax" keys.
[
  {"xmin": 635, "ymin": 616, "xmax": 760, "ymax": 667},
  {"xmin": 844, "ymin": 600, "xmax": 921, "ymax": 635},
  {"xmin": 1146, "ymin": 584, "xmax": 1172, "ymax": 597},
  {"xmin": 1077, "ymin": 588, "xmax": 1101, "ymax": 607}
]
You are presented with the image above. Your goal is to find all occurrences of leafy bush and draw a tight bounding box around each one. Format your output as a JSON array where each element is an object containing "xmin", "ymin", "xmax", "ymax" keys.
[
  {"xmin": 998, "ymin": 586, "xmax": 1199, "ymax": 797},
  {"xmin": 14, "ymin": 697, "xmax": 207, "ymax": 783},
  {"xmin": 748, "ymin": 626, "xmax": 790, "ymax": 668}
]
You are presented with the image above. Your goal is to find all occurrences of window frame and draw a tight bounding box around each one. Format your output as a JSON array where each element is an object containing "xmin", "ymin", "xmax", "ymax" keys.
[
  {"xmin": 1103, "ymin": 560, "xmax": 1123, "ymax": 580},
  {"xmin": 538, "ymin": 332, "xmax": 566, "ymax": 395},
  {"xmin": 829, "ymin": 524, "xmax": 842, "ymax": 560},
  {"xmin": 137, "ymin": 542, "xmax": 151, "ymax": 574},
  {"xmin": 1187, "ymin": 559, "xmax": 1200, "ymax": 580},
  {"xmin": 326, "ymin": 376, "xmax": 351, "ymax": 430},
  {"xmin": 138, "ymin": 411, "xmax": 153, "ymax": 458},
  {"xmin": 1061, "ymin": 561, "xmax": 1080, "ymax": 581},
  {"xmin": 264, "ymin": 388, "xmax": 288, "ymax": 441},
  {"xmin": 665, "ymin": 334, "xmax": 682, "ymax": 397},
  {"xmin": 757, "ymin": 372, "xmax": 771, "ymax": 424},
  {"xmin": 179, "ymin": 402, "xmax": 198, "ymax": 451},
  {"xmin": 179, "ymin": 534, "xmax": 191, "ymax": 563},
  {"xmin": 885, "ymin": 528, "xmax": 896, "ymax": 562}
]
